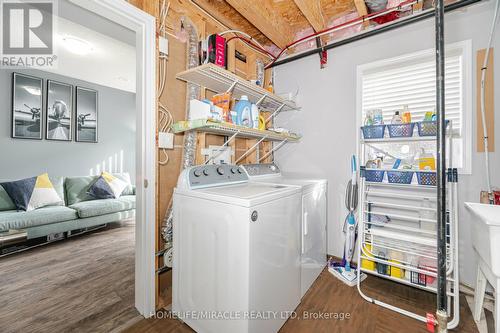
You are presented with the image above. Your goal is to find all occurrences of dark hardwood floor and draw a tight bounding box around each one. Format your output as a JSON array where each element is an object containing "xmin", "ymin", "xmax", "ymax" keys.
[
  {"xmin": 0, "ymin": 220, "xmax": 139, "ymax": 333},
  {"xmin": 0, "ymin": 223, "xmax": 484, "ymax": 333},
  {"xmin": 125, "ymin": 269, "xmax": 480, "ymax": 333}
]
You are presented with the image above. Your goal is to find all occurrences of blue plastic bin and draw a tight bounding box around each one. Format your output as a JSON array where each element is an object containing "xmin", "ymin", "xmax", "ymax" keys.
[
  {"xmin": 387, "ymin": 123, "xmax": 415, "ymax": 138},
  {"xmin": 416, "ymin": 171, "xmax": 437, "ymax": 186},
  {"xmin": 386, "ymin": 170, "xmax": 414, "ymax": 184},
  {"xmin": 417, "ymin": 120, "xmax": 450, "ymax": 137},
  {"xmin": 361, "ymin": 125, "xmax": 385, "ymax": 139},
  {"xmin": 364, "ymin": 169, "xmax": 385, "ymax": 182}
]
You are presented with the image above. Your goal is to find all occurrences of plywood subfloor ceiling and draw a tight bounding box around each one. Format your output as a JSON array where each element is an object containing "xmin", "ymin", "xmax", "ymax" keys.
[{"xmin": 190, "ymin": 0, "xmax": 359, "ymax": 52}]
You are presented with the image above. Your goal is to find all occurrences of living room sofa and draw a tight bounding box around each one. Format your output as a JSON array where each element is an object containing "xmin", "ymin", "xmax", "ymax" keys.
[{"xmin": 0, "ymin": 173, "xmax": 135, "ymax": 240}]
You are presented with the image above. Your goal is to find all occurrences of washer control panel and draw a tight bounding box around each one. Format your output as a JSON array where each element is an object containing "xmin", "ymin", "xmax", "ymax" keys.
[
  {"xmin": 241, "ymin": 163, "xmax": 281, "ymax": 177},
  {"xmin": 185, "ymin": 164, "xmax": 248, "ymax": 189}
]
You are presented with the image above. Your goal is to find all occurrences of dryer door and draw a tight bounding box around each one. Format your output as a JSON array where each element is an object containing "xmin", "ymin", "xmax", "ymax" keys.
[{"xmin": 301, "ymin": 185, "xmax": 327, "ymax": 297}]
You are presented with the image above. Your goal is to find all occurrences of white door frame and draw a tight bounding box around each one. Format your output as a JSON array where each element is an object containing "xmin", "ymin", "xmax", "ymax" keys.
[{"xmin": 70, "ymin": 0, "xmax": 157, "ymax": 317}]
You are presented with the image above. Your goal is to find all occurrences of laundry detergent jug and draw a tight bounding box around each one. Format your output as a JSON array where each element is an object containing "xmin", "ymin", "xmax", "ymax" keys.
[{"xmin": 234, "ymin": 95, "xmax": 252, "ymax": 127}]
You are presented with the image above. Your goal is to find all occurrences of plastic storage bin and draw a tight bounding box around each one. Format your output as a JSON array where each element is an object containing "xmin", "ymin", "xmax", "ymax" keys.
[
  {"xmin": 417, "ymin": 120, "xmax": 450, "ymax": 136},
  {"xmin": 361, "ymin": 244, "xmax": 376, "ymax": 271},
  {"xmin": 416, "ymin": 171, "xmax": 437, "ymax": 186},
  {"xmin": 387, "ymin": 123, "xmax": 415, "ymax": 138},
  {"xmin": 364, "ymin": 169, "xmax": 385, "ymax": 182},
  {"xmin": 361, "ymin": 125, "xmax": 385, "ymax": 139},
  {"xmin": 386, "ymin": 170, "xmax": 414, "ymax": 184}
]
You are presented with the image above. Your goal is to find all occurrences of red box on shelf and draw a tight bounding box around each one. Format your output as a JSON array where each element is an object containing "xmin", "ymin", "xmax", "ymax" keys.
[{"xmin": 208, "ymin": 34, "xmax": 227, "ymax": 69}]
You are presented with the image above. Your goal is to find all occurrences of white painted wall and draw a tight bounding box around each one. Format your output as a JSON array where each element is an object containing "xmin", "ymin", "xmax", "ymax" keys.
[
  {"xmin": 0, "ymin": 69, "xmax": 136, "ymax": 182},
  {"xmin": 274, "ymin": 1, "xmax": 499, "ymax": 288}
]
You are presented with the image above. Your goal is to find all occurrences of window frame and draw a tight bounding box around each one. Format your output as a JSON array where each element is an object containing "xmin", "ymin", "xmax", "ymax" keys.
[{"xmin": 356, "ymin": 40, "xmax": 472, "ymax": 174}]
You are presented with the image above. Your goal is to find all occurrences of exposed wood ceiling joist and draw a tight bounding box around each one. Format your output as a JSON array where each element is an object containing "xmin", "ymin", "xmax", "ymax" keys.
[
  {"xmin": 188, "ymin": 0, "xmax": 274, "ymax": 49},
  {"xmin": 166, "ymin": 0, "xmax": 361, "ymax": 56},
  {"xmin": 225, "ymin": 0, "xmax": 295, "ymax": 49},
  {"xmin": 353, "ymin": 0, "xmax": 369, "ymax": 17},
  {"xmin": 293, "ymin": 0, "xmax": 326, "ymax": 32}
]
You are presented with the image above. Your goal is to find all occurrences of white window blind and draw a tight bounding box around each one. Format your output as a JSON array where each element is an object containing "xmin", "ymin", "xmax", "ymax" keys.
[
  {"xmin": 359, "ymin": 42, "xmax": 471, "ymax": 173},
  {"xmin": 362, "ymin": 55, "xmax": 462, "ymax": 134}
]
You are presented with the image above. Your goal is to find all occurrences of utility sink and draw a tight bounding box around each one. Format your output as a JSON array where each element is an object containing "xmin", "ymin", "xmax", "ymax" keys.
[
  {"xmin": 465, "ymin": 202, "xmax": 500, "ymax": 277},
  {"xmin": 465, "ymin": 202, "xmax": 500, "ymax": 330}
]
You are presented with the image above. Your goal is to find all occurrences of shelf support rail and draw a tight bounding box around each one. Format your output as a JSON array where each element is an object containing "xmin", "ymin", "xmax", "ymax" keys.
[
  {"xmin": 265, "ymin": 103, "xmax": 286, "ymax": 124},
  {"xmin": 235, "ymin": 136, "xmax": 268, "ymax": 164},
  {"xmin": 259, "ymin": 139, "xmax": 288, "ymax": 162},
  {"xmin": 256, "ymin": 94, "xmax": 268, "ymax": 107},
  {"xmin": 205, "ymin": 131, "xmax": 240, "ymax": 165},
  {"xmin": 365, "ymin": 143, "xmax": 399, "ymax": 160},
  {"xmin": 226, "ymin": 80, "xmax": 238, "ymax": 93}
]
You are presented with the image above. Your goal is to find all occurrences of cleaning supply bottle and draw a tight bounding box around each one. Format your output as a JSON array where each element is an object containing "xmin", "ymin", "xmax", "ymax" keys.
[
  {"xmin": 424, "ymin": 111, "xmax": 434, "ymax": 121},
  {"xmin": 234, "ymin": 95, "xmax": 252, "ymax": 127},
  {"xmin": 364, "ymin": 110, "xmax": 374, "ymax": 126},
  {"xmin": 417, "ymin": 148, "xmax": 436, "ymax": 170},
  {"xmin": 251, "ymin": 104, "xmax": 259, "ymax": 129},
  {"xmin": 373, "ymin": 109, "xmax": 384, "ymax": 125},
  {"xmin": 401, "ymin": 105, "xmax": 411, "ymax": 123},
  {"xmin": 258, "ymin": 115, "xmax": 266, "ymax": 130},
  {"xmin": 391, "ymin": 111, "xmax": 403, "ymax": 124}
]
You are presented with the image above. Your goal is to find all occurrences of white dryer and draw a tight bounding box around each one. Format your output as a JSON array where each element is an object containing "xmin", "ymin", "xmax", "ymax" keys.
[
  {"xmin": 241, "ymin": 163, "xmax": 327, "ymax": 298},
  {"xmin": 173, "ymin": 164, "xmax": 302, "ymax": 333}
]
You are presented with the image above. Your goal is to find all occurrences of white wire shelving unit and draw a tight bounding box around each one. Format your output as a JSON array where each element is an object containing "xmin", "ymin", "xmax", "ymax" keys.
[
  {"xmin": 176, "ymin": 63, "xmax": 299, "ymax": 112},
  {"xmin": 356, "ymin": 123, "xmax": 460, "ymax": 330},
  {"xmin": 175, "ymin": 63, "xmax": 301, "ymax": 163}
]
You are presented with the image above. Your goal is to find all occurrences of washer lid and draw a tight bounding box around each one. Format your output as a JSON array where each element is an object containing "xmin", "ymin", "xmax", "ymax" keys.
[
  {"xmin": 248, "ymin": 175, "xmax": 327, "ymax": 191},
  {"xmin": 177, "ymin": 182, "xmax": 300, "ymax": 207}
]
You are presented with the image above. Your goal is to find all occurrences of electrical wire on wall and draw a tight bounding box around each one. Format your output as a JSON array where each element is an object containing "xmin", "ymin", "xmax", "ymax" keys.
[
  {"xmin": 158, "ymin": 0, "xmax": 174, "ymax": 166},
  {"xmin": 160, "ymin": 18, "xmax": 200, "ymax": 249},
  {"xmin": 479, "ymin": 0, "xmax": 500, "ymax": 202}
]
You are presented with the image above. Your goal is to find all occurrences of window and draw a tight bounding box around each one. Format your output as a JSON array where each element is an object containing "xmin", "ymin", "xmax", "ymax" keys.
[{"xmin": 357, "ymin": 41, "xmax": 472, "ymax": 173}]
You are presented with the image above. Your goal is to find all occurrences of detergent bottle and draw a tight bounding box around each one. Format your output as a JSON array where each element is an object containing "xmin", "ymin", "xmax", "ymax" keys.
[
  {"xmin": 234, "ymin": 95, "xmax": 252, "ymax": 127},
  {"xmin": 251, "ymin": 104, "xmax": 259, "ymax": 129}
]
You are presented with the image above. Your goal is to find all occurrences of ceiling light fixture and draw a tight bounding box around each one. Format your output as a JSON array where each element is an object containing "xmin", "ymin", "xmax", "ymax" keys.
[{"xmin": 61, "ymin": 36, "xmax": 94, "ymax": 55}]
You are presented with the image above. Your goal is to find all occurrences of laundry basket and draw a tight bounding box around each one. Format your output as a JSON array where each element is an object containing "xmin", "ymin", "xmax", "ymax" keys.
[
  {"xmin": 386, "ymin": 170, "xmax": 414, "ymax": 184},
  {"xmin": 364, "ymin": 169, "xmax": 385, "ymax": 182},
  {"xmin": 361, "ymin": 125, "xmax": 386, "ymax": 139},
  {"xmin": 417, "ymin": 120, "xmax": 450, "ymax": 136},
  {"xmin": 387, "ymin": 123, "xmax": 415, "ymax": 138},
  {"xmin": 416, "ymin": 171, "xmax": 437, "ymax": 186}
]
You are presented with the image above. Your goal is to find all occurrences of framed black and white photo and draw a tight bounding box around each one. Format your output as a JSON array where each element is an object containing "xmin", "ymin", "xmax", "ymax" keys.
[
  {"xmin": 12, "ymin": 73, "xmax": 43, "ymax": 140},
  {"xmin": 75, "ymin": 86, "xmax": 98, "ymax": 143},
  {"xmin": 46, "ymin": 80, "xmax": 73, "ymax": 141}
]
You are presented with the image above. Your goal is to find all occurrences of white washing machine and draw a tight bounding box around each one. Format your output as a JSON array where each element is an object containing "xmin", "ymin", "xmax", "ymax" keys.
[
  {"xmin": 241, "ymin": 163, "xmax": 327, "ymax": 298},
  {"xmin": 173, "ymin": 164, "xmax": 302, "ymax": 333}
]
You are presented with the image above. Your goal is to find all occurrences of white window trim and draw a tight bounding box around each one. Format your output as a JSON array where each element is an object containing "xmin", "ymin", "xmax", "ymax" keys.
[{"xmin": 356, "ymin": 40, "xmax": 472, "ymax": 174}]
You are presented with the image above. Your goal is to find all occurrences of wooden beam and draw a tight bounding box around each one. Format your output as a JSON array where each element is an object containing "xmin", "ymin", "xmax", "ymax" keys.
[
  {"xmin": 293, "ymin": 0, "xmax": 325, "ymax": 32},
  {"xmin": 354, "ymin": 0, "xmax": 369, "ymax": 17},
  {"xmin": 225, "ymin": 0, "xmax": 293, "ymax": 49},
  {"xmin": 187, "ymin": 0, "xmax": 275, "ymax": 49}
]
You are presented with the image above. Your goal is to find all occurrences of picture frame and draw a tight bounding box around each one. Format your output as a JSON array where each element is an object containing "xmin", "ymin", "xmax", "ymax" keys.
[
  {"xmin": 46, "ymin": 80, "xmax": 73, "ymax": 141},
  {"xmin": 11, "ymin": 73, "xmax": 43, "ymax": 140},
  {"xmin": 75, "ymin": 86, "xmax": 98, "ymax": 143}
]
